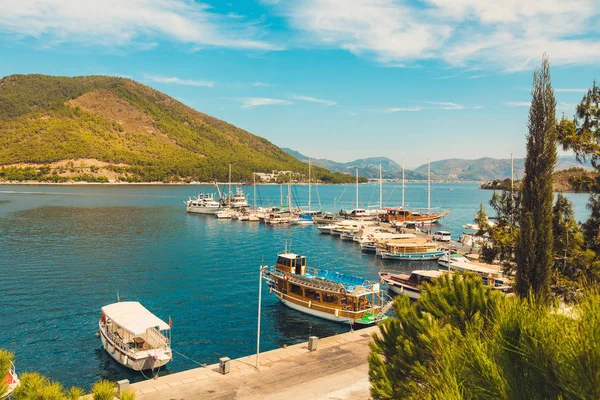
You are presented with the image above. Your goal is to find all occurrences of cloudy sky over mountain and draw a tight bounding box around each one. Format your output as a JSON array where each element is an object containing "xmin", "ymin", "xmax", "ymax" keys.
[{"xmin": 1, "ymin": 0, "xmax": 598, "ymax": 165}]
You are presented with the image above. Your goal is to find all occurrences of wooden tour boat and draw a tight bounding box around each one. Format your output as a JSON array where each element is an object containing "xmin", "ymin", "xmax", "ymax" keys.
[
  {"xmin": 264, "ymin": 253, "xmax": 391, "ymax": 326},
  {"xmin": 378, "ymin": 241, "xmax": 446, "ymax": 261},
  {"xmin": 380, "ymin": 207, "xmax": 449, "ymax": 225},
  {"xmin": 99, "ymin": 301, "xmax": 172, "ymax": 371}
]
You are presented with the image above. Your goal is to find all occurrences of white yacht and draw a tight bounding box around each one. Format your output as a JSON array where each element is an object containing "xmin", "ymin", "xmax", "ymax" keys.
[
  {"xmin": 99, "ymin": 302, "xmax": 172, "ymax": 371},
  {"xmin": 184, "ymin": 193, "xmax": 221, "ymax": 214},
  {"xmin": 224, "ymin": 187, "xmax": 249, "ymax": 209}
]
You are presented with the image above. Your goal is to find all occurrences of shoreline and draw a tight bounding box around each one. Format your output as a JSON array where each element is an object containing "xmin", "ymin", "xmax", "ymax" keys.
[{"xmin": 0, "ymin": 180, "xmax": 483, "ymax": 186}]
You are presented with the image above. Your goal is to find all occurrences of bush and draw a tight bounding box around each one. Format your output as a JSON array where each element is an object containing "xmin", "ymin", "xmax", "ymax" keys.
[
  {"xmin": 119, "ymin": 389, "xmax": 136, "ymax": 400},
  {"xmin": 369, "ymin": 273, "xmax": 600, "ymax": 399},
  {"xmin": 91, "ymin": 379, "xmax": 116, "ymax": 400}
]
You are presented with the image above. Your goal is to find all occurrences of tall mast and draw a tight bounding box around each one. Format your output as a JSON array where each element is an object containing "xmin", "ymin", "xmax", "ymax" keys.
[
  {"xmin": 511, "ymin": 153, "xmax": 514, "ymax": 224},
  {"xmin": 355, "ymin": 167, "xmax": 359, "ymax": 208},
  {"xmin": 288, "ymin": 173, "xmax": 292, "ymax": 211},
  {"xmin": 228, "ymin": 163, "xmax": 232, "ymax": 206},
  {"xmin": 253, "ymin": 173, "xmax": 257, "ymax": 210},
  {"xmin": 427, "ymin": 157, "xmax": 431, "ymax": 214},
  {"xmin": 379, "ymin": 164, "xmax": 383, "ymax": 210},
  {"xmin": 402, "ymin": 158, "xmax": 405, "ymax": 209},
  {"xmin": 308, "ymin": 158, "xmax": 311, "ymax": 212}
]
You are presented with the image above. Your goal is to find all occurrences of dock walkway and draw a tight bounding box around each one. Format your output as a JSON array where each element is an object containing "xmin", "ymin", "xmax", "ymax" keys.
[{"xmin": 132, "ymin": 326, "xmax": 378, "ymax": 399}]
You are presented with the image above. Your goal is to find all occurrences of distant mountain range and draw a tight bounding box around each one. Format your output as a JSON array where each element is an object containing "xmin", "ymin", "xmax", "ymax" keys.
[
  {"xmin": 283, "ymin": 149, "xmax": 590, "ymax": 181},
  {"xmin": 282, "ymin": 148, "xmax": 427, "ymax": 180}
]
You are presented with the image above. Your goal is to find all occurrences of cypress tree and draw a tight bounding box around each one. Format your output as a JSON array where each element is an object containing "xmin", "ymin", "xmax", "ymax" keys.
[{"xmin": 516, "ymin": 54, "xmax": 557, "ymax": 299}]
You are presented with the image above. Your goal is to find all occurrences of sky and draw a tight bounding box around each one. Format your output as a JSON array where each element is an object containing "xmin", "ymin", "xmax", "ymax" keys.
[{"xmin": 0, "ymin": 0, "xmax": 599, "ymax": 168}]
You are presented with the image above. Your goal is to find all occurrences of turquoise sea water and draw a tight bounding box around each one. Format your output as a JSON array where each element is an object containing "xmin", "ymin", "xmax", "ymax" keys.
[{"xmin": 0, "ymin": 183, "xmax": 591, "ymax": 388}]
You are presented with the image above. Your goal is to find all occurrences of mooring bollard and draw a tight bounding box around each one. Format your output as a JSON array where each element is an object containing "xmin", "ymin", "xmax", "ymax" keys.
[
  {"xmin": 308, "ymin": 336, "xmax": 319, "ymax": 351},
  {"xmin": 117, "ymin": 379, "xmax": 130, "ymax": 395},
  {"xmin": 219, "ymin": 357, "xmax": 231, "ymax": 374}
]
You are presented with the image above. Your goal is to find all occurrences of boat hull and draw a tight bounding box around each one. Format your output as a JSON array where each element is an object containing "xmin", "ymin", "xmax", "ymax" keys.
[
  {"xmin": 386, "ymin": 283, "xmax": 421, "ymax": 299},
  {"xmin": 279, "ymin": 297, "xmax": 356, "ymax": 325},
  {"xmin": 99, "ymin": 324, "xmax": 171, "ymax": 371},
  {"xmin": 381, "ymin": 251, "xmax": 445, "ymax": 261},
  {"xmin": 186, "ymin": 206, "xmax": 220, "ymax": 214}
]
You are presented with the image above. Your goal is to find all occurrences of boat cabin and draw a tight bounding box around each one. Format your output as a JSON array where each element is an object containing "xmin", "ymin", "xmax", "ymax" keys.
[{"xmin": 276, "ymin": 253, "xmax": 307, "ymax": 275}]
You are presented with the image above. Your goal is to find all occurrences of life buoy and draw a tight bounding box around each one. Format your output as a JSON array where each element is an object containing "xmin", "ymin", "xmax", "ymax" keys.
[{"xmin": 340, "ymin": 287, "xmax": 347, "ymax": 295}]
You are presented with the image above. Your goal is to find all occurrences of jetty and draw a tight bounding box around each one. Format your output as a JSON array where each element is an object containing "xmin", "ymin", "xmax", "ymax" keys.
[{"xmin": 130, "ymin": 326, "xmax": 377, "ymax": 399}]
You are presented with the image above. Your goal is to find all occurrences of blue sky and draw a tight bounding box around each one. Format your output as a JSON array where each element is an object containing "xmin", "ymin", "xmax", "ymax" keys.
[{"xmin": 0, "ymin": 0, "xmax": 599, "ymax": 168}]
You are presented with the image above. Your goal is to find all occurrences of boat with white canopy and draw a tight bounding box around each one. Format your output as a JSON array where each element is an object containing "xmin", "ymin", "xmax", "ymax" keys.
[{"xmin": 99, "ymin": 302, "xmax": 172, "ymax": 371}]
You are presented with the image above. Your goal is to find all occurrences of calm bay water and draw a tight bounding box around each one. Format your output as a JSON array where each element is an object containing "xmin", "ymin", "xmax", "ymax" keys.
[{"xmin": 0, "ymin": 182, "xmax": 591, "ymax": 388}]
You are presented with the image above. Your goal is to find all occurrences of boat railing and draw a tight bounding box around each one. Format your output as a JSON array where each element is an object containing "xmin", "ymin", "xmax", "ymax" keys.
[
  {"xmin": 146, "ymin": 327, "xmax": 170, "ymax": 349},
  {"xmin": 105, "ymin": 328, "xmax": 132, "ymax": 354},
  {"xmin": 268, "ymin": 267, "xmax": 375, "ymax": 294}
]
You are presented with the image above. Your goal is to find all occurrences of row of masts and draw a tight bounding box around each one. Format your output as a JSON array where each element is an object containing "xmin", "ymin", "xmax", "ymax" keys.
[{"xmin": 229, "ymin": 156, "xmax": 437, "ymax": 212}]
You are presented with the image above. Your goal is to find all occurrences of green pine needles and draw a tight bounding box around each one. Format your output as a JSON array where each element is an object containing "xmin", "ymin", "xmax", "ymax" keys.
[
  {"xmin": 516, "ymin": 54, "xmax": 558, "ymax": 299},
  {"xmin": 369, "ymin": 272, "xmax": 600, "ymax": 400}
]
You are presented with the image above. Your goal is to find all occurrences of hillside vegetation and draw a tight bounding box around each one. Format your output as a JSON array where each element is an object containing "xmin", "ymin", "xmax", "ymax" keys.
[
  {"xmin": 480, "ymin": 167, "xmax": 599, "ymax": 192},
  {"xmin": 0, "ymin": 74, "xmax": 357, "ymax": 183}
]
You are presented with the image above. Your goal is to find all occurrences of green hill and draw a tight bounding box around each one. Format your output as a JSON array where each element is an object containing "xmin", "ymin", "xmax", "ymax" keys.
[
  {"xmin": 0, "ymin": 74, "xmax": 358, "ymax": 183},
  {"xmin": 282, "ymin": 148, "xmax": 427, "ymax": 180}
]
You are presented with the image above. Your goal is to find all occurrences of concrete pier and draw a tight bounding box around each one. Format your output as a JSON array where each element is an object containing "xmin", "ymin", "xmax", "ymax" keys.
[{"xmin": 132, "ymin": 326, "xmax": 378, "ymax": 399}]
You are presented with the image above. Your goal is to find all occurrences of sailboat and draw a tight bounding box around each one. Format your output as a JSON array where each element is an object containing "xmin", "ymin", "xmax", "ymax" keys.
[
  {"xmin": 382, "ymin": 158, "xmax": 450, "ymax": 225},
  {"xmin": 291, "ymin": 158, "xmax": 321, "ymax": 225},
  {"xmin": 340, "ymin": 168, "xmax": 379, "ymax": 220}
]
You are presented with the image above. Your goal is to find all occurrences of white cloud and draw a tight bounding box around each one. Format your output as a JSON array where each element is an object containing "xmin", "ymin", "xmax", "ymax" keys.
[
  {"xmin": 252, "ymin": 82, "xmax": 271, "ymax": 87},
  {"xmin": 145, "ymin": 75, "xmax": 214, "ymax": 87},
  {"xmin": 268, "ymin": 0, "xmax": 600, "ymax": 70},
  {"xmin": 381, "ymin": 107, "xmax": 422, "ymax": 112},
  {"xmin": 506, "ymin": 101, "xmax": 530, "ymax": 107},
  {"xmin": 289, "ymin": 94, "xmax": 337, "ymax": 106},
  {"xmin": 472, "ymin": 105, "xmax": 486, "ymax": 109},
  {"xmin": 0, "ymin": 0, "xmax": 279, "ymax": 51},
  {"xmin": 427, "ymin": 101, "xmax": 465, "ymax": 110},
  {"xmin": 555, "ymin": 88, "xmax": 588, "ymax": 93},
  {"xmin": 240, "ymin": 97, "xmax": 292, "ymax": 108}
]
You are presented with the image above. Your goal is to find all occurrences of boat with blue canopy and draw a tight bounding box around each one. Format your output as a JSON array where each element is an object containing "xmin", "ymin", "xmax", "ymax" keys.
[{"xmin": 263, "ymin": 252, "xmax": 391, "ymax": 326}]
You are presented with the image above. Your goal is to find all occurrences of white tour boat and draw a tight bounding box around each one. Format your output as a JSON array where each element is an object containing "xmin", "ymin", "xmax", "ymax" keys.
[
  {"xmin": 184, "ymin": 192, "xmax": 221, "ymax": 214},
  {"xmin": 99, "ymin": 302, "xmax": 172, "ymax": 371}
]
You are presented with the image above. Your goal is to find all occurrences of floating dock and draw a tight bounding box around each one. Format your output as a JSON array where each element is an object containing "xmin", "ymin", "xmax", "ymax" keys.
[{"xmin": 131, "ymin": 326, "xmax": 377, "ymax": 399}]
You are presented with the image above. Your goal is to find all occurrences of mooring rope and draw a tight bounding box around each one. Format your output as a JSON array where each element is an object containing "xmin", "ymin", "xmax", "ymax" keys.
[{"xmin": 173, "ymin": 350, "xmax": 204, "ymax": 366}]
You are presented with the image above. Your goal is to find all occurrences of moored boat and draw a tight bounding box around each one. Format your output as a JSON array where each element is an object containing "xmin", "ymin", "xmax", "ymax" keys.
[
  {"xmin": 264, "ymin": 253, "xmax": 390, "ymax": 326},
  {"xmin": 438, "ymin": 255, "xmax": 511, "ymax": 291},
  {"xmin": 316, "ymin": 224, "xmax": 338, "ymax": 234},
  {"xmin": 2, "ymin": 361, "xmax": 19, "ymax": 399},
  {"xmin": 379, "ymin": 270, "xmax": 444, "ymax": 299},
  {"xmin": 378, "ymin": 241, "xmax": 445, "ymax": 261},
  {"xmin": 99, "ymin": 301, "xmax": 172, "ymax": 371},
  {"xmin": 183, "ymin": 192, "xmax": 222, "ymax": 214}
]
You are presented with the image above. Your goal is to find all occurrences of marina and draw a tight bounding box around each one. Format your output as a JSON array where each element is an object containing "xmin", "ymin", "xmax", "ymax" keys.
[{"xmin": 0, "ymin": 183, "xmax": 591, "ymax": 389}]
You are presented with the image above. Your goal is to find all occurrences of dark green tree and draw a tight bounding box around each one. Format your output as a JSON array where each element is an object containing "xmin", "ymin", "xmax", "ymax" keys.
[
  {"xmin": 516, "ymin": 55, "xmax": 557, "ymax": 299},
  {"xmin": 552, "ymin": 194, "xmax": 586, "ymax": 277},
  {"xmin": 475, "ymin": 202, "xmax": 488, "ymax": 236}
]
